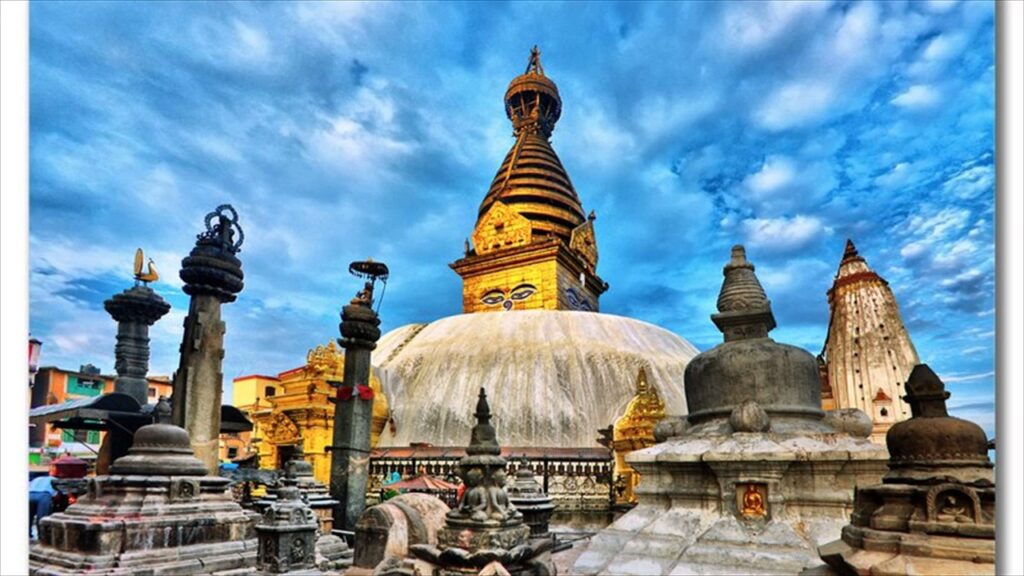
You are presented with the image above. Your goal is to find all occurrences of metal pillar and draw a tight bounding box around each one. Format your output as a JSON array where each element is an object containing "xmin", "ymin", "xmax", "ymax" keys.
[{"xmin": 329, "ymin": 295, "xmax": 381, "ymax": 531}]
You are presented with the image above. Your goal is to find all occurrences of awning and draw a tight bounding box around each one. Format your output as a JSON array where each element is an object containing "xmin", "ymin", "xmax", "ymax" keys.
[
  {"xmin": 220, "ymin": 404, "xmax": 254, "ymax": 432},
  {"xmin": 30, "ymin": 393, "xmax": 252, "ymax": 434},
  {"xmin": 29, "ymin": 393, "xmax": 147, "ymax": 431}
]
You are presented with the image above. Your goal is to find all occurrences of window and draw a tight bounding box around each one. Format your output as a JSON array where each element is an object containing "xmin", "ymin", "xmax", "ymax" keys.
[
  {"xmin": 880, "ymin": 408, "xmax": 889, "ymax": 418},
  {"xmin": 264, "ymin": 386, "xmax": 276, "ymax": 397},
  {"xmin": 227, "ymin": 447, "xmax": 238, "ymax": 459},
  {"xmin": 148, "ymin": 387, "xmax": 157, "ymax": 398}
]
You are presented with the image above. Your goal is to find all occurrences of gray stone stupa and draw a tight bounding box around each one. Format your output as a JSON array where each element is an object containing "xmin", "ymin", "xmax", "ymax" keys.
[
  {"xmin": 817, "ymin": 364, "xmax": 995, "ymax": 575},
  {"xmin": 571, "ymin": 245, "xmax": 889, "ymax": 575},
  {"xmin": 29, "ymin": 401, "xmax": 259, "ymax": 575}
]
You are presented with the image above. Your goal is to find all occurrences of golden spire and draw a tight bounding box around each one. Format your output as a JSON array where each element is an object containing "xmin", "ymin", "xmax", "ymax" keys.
[{"xmin": 477, "ymin": 46, "xmax": 585, "ymax": 246}]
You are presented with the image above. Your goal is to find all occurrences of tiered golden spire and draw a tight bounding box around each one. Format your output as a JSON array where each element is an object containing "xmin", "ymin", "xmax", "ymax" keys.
[
  {"xmin": 452, "ymin": 47, "xmax": 607, "ymax": 314},
  {"xmin": 478, "ymin": 46, "xmax": 585, "ymax": 247}
]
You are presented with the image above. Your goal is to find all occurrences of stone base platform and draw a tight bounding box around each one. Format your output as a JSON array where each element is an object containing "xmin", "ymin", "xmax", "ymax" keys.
[
  {"xmin": 570, "ymin": 429, "xmax": 887, "ymax": 575},
  {"xmin": 817, "ymin": 526, "xmax": 995, "ymax": 576}
]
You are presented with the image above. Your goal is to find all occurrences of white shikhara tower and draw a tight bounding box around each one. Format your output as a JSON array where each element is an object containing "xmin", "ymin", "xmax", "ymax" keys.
[{"xmin": 821, "ymin": 240, "xmax": 920, "ymax": 444}]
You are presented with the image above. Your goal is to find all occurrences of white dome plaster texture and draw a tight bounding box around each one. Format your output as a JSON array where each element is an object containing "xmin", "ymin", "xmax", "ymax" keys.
[{"xmin": 372, "ymin": 310, "xmax": 699, "ymax": 448}]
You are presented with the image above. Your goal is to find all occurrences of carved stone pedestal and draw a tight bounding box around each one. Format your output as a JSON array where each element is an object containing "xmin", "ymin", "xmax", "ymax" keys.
[{"xmin": 29, "ymin": 423, "xmax": 258, "ymax": 575}]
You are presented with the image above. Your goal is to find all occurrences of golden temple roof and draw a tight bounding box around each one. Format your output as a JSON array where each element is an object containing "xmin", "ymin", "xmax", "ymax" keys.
[{"xmin": 477, "ymin": 46, "xmax": 587, "ymax": 247}]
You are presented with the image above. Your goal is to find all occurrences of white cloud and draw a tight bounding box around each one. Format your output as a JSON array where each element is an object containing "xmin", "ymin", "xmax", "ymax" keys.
[
  {"xmin": 921, "ymin": 0, "xmax": 960, "ymax": 14},
  {"xmin": 900, "ymin": 241, "xmax": 929, "ymax": 261},
  {"xmin": 753, "ymin": 81, "xmax": 835, "ymax": 132},
  {"xmin": 942, "ymin": 370, "xmax": 994, "ymax": 383},
  {"xmin": 233, "ymin": 20, "xmax": 270, "ymax": 62},
  {"xmin": 745, "ymin": 155, "xmax": 795, "ymax": 193},
  {"xmin": 874, "ymin": 162, "xmax": 916, "ymax": 189},
  {"xmin": 942, "ymin": 165, "xmax": 993, "ymax": 199},
  {"xmin": 891, "ymin": 84, "xmax": 942, "ymax": 108},
  {"xmin": 719, "ymin": 1, "xmax": 833, "ymax": 54},
  {"xmin": 741, "ymin": 215, "xmax": 828, "ymax": 253},
  {"xmin": 922, "ymin": 33, "xmax": 967, "ymax": 62},
  {"xmin": 739, "ymin": 155, "xmax": 837, "ymax": 214}
]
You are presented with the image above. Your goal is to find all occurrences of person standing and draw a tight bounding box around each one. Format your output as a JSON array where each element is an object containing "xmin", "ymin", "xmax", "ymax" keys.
[{"xmin": 29, "ymin": 474, "xmax": 57, "ymax": 539}]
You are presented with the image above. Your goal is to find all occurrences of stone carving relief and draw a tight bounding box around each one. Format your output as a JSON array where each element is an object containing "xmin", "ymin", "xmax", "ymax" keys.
[
  {"xmin": 169, "ymin": 478, "xmax": 200, "ymax": 502},
  {"xmin": 926, "ymin": 484, "xmax": 981, "ymax": 524},
  {"xmin": 266, "ymin": 412, "xmax": 301, "ymax": 445}
]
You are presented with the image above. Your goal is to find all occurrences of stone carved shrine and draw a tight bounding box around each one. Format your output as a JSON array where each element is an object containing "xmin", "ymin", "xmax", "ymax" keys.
[
  {"xmin": 30, "ymin": 412, "xmax": 259, "ymax": 574},
  {"xmin": 572, "ymin": 246, "xmax": 889, "ymax": 575},
  {"xmin": 819, "ymin": 364, "xmax": 995, "ymax": 575},
  {"xmin": 411, "ymin": 388, "xmax": 554, "ymax": 575}
]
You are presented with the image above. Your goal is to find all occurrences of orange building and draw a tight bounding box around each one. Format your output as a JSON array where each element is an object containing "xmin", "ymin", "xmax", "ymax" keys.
[{"xmin": 29, "ymin": 364, "xmax": 173, "ymax": 457}]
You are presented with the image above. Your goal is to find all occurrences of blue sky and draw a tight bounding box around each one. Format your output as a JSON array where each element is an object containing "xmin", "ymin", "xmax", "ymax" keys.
[{"xmin": 29, "ymin": 1, "xmax": 995, "ymax": 435}]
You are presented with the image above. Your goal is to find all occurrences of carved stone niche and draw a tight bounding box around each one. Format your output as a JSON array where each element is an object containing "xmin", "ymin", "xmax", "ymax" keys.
[
  {"xmin": 926, "ymin": 484, "xmax": 981, "ymax": 525},
  {"xmin": 169, "ymin": 478, "xmax": 200, "ymax": 502}
]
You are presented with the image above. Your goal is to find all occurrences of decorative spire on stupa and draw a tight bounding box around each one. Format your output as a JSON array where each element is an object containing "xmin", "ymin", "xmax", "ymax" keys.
[
  {"xmin": 712, "ymin": 245, "xmax": 777, "ymax": 341},
  {"xmin": 821, "ymin": 239, "xmax": 920, "ymax": 444},
  {"xmin": 451, "ymin": 47, "xmax": 607, "ymax": 313}
]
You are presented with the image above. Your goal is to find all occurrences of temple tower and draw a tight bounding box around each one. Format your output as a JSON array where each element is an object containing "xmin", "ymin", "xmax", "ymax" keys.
[
  {"xmin": 821, "ymin": 239, "xmax": 919, "ymax": 444},
  {"xmin": 451, "ymin": 46, "xmax": 608, "ymax": 313}
]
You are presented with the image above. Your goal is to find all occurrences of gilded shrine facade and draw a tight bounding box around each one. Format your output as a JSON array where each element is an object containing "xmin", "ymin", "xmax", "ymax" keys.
[{"xmin": 235, "ymin": 341, "xmax": 389, "ymax": 485}]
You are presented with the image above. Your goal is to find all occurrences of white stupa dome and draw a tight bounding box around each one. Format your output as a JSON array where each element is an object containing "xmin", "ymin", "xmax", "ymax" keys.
[{"xmin": 372, "ymin": 310, "xmax": 699, "ymax": 448}]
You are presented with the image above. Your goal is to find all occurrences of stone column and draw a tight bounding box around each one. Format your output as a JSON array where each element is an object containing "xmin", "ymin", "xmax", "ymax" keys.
[
  {"xmin": 101, "ymin": 283, "xmax": 170, "ymax": 470},
  {"xmin": 171, "ymin": 205, "xmax": 244, "ymax": 475},
  {"xmin": 104, "ymin": 285, "xmax": 170, "ymax": 405},
  {"xmin": 329, "ymin": 284, "xmax": 381, "ymax": 531}
]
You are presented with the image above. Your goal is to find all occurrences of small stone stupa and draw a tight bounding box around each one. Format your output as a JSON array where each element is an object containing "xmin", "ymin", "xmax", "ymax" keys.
[
  {"xmin": 410, "ymin": 388, "xmax": 553, "ymax": 575},
  {"xmin": 818, "ymin": 364, "xmax": 995, "ymax": 575},
  {"xmin": 506, "ymin": 460, "xmax": 556, "ymax": 540},
  {"xmin": 30, "ymin": 402, "xmax": 258, "ymax": 575},
  {"xmin": 572, "ymin": 246, "xmax": 888, "ymax": 575},
  {"xmin": 255, "ymin": 485, "xmax": 320, "ymax": 574},
  {"xmin": 257, "ymin": 445, "xmax": 339, "ymax": 535}
]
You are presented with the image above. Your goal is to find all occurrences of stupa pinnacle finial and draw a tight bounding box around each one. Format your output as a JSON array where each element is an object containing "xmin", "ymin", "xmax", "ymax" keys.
[
  {"xmin": 505, "ymin": 47, "xmax": 561, "ymax": 139},
  {"xmin": 468, "ymin": 388, "xmax": 500, "ymax": 455},
  {"xmin": 712, "ymin": 245, "xmax": 776, "ymax": 340},
  {"xmin": 903, "ymin": 364, "xmax": 950, "ymax": 418},
  {"xmin": 526, "ymin": 45, "xmax": 544, "ymax": 75},
  {"xmin": 716, "ymin": 245, "xmax": 769, "ymax": 313}
]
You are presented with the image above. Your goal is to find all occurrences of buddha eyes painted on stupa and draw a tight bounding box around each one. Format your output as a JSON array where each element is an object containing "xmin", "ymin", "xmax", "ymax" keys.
[
  {"xmin": 565, "ymin": 287, "xmax": 594, "ymax": 311},
  {"xmin": 480, "ymin": 284, "xmax": 537, "ymax": 310}
]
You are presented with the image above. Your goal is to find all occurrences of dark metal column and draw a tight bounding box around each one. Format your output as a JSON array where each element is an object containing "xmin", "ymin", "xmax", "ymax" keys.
[{"xmin": 330, "ymin": 271, "xmax": 384, "ymax": 531}]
